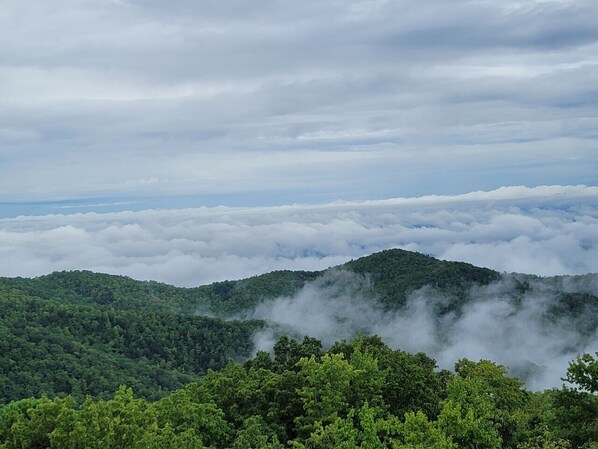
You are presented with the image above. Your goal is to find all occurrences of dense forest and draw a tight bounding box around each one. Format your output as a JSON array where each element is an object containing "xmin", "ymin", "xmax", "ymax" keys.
[
  {"xmin": 0, "ymin": 249, "xmax": 514, "ymax": 405},
  {"xmin": 0, "ymin": 292, "xmax": 261, "ymax": 402},
  {"xmin": 1, "ymin": 249, "xmax": 597, "ymax": 447},
  {"xmin": 1, "ymin": 336, "xmax": 597, "ymax": 448}
]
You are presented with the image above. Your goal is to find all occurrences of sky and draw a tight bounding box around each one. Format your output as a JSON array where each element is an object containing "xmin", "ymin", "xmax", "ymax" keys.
[
  {"xmin": 0, "ymin": 1, "xmax": 597, "ymax": 280},
  {"xmin": 1, "ymin": 0, "xmax": 598, "ymax": 216}
]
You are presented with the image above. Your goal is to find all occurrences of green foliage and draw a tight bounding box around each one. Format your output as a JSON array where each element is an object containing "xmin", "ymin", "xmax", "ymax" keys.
[
  {"xmin": 296, "ymin": 353, "xmax": 357, "ymax": 435},
  {"xmin": 50, "ymin": 387, "xmax": 151, "ymax": 449},
  {"xmin": 438, "ymin": 399, "xmax": 501, "ymax": 449},
  {"xmin": 134, "ymin": 424, "xmax": 207, "ymax": 449},
  {"xmin": 447, "ymin": 359, "xmax": 530, "ymax": 448},
  {"xmin": 202, "ymin": 270, "xmax": 320, "ymax": 315},
  {"xmin": 397, "ymin": 410, "xmax": 456, "ymax": 449},
  {"xmin": 150, "ymin": 387, "xmax": 231, "ymax": 447},
  {"xmin": 232, "ymin": 416, "xmax": 284, "ymax": 449},
  {"xmin": 564, "ymin": 353, "xmax": 598, "ymax": 394},
  {"xmin": 0, "ymin": 291, "xmax": 261, "ymax": 405},
  {"xmin": 329, "ymin": 336, "xmax": 446, "ymax": 418},
  {"xmin": 272, "ymin": 335, "xmax": 323, "ymax": 373},
  {"xmin": 0, "ymin": 336, "xmax": 596, "ymax": 448},
  {"xmin": 531, "ymin": 353, "xmax": 598, "ymax": 448},
  {"xmin": 517, "ymin": 431, "xmax": 572, "ymax": 449},
  {"xmin": 547, "ymin": 386, "xmax": 598, "ymax": 448},
  {"xmin": 3, "ymin": 396, "xmax": 74, "ymax": 449},
  {"xmin": 0, "ymin": 398, "xmax": 39, "ymax": 444},
  {"xmin": 345, "ymin": 248, "xmax": 501, "ymax": 309}
]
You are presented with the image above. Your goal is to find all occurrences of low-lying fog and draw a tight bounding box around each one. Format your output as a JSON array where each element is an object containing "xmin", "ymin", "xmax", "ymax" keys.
[{"xmin": 250, "ymin": 270, "xmax": 598, "ymax": 390}]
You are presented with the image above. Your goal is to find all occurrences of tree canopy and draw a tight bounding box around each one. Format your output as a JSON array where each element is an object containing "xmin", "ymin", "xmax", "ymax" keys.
[{"xmin": 1, "ymin": 335, "xmax": 596, "ymax": 449}]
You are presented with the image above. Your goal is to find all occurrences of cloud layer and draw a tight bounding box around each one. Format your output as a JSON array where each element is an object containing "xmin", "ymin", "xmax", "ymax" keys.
[
  {"xmin": 0, "ymin": 185, "xmax": 596, "ymax": 286},
  {"xmin": 1, "ymin": 0, "xmax": 597, "ymax": 205}
]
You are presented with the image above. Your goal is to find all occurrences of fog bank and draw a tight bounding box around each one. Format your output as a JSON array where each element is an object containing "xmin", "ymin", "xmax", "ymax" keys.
[{"xmin": 250, "ymin": 270, "xmax": 598, "ymax": 390}]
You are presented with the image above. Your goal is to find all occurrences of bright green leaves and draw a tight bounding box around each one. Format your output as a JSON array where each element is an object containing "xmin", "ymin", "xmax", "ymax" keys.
[
  {"xmin": 0, "ymin": 387, "xmax": 219, "ymax": 449},
  {"xmin": 49, "ymin": 387, "xmax": 151, "ymax": 449},
  {"xmin": 391, "ymin": 410, "xmax": 456, "ymax": 449},
  {"xmin": 564, "ymin": 352, "xmax": 598, "ymax": 394},
  {"xmin": 3, "ymin": 396, "xmax": 73, "ymax": 449},
  {"xmin": 0, "ymin": 338, "xmax": 595, "ymax": 448},
  {"xmin": 329, "ymin": 336, "xmax": 445, "ymax": 419},
  {"xmin": 446, "ymin": 359, "xmax": 529, "ymax": 448},
  {"xmin": 232, "ymin": 416, "xmax": 284, "ymax": 449},
  {"xmin": 348, "ymin": 346, "xmax": 386, "ymax": 412},
  {"xmin": 134, "ymin": 425, "xmax": 207, "ymax": 449},
  {"xmin": 548, "ymin": 386, "xmax": 598, "ymax": 448},
  {"xmin": 295, "ymin": 403, "xmax": 456, "ymax": 449},
  {"xmin": 150, "ymin": 387, "xmax": 230, "ymax": 448},
  {"xmin": 295, "ymin": 348, "xmax": 386, "ymax": 438},
  {"xmin": 437, "ymin": 400, "xmax": 501, "ymax": 449},
  {"xmin": 296, "ymin": 354, "xmax": 355, "ymax": 435},
  {"xmin": 292, "ymin": 404, "xmax": 383, "ymax": 449},
  {"xmin": 0, "ymin": 398, "xmax": 39, "ymax": 445}
]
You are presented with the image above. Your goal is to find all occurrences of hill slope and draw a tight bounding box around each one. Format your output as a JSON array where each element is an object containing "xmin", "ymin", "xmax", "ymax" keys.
[
  {"xmin": 1, "ymin": 249, "xmax": 502, "ymax": 315},
  {"xmin": 1, "ymin": 248, "xmax": 596, "ymax": 403}
]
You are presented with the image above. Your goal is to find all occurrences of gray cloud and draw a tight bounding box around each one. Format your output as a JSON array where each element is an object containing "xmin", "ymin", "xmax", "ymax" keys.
[
  {"xmin": 250, "ymin": 269, "xmax": 598, "ymax": 390},
  {"xmin": 1, "ymin": 0, "xmax": 597, "ymax": 203},
  {"xmin": 0, "ymin": 186, "xmax": 595, "ymax": 286}
]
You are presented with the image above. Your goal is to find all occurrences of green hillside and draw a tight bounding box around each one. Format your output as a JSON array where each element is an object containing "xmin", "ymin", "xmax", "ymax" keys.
[
  {"xmin": 0, "ymin": 291, "xmax": 261, "ymax": 404},
  {"xmin": 345, "ymin": 249, "xmax": 501, "ymax": 309},
  {"xmin": 1, "ymin": 268, "xmax": 320, "ymax": 315},
  {"xmin": 0, "ymin": 249, "xmax": 596, "ymax": 407},
  {"xmin": 0, "ymin": 249, "xmax": 502, "ymax": 315}
]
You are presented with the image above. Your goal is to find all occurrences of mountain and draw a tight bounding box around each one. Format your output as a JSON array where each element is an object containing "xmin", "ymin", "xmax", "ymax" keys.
[
  {"xmin": 1, "ymin": 249, "xmax": 501, "ymax": 314},
  {"xmin": 1, "ymin": 249, "xmax": 596, "ymax": 404}
]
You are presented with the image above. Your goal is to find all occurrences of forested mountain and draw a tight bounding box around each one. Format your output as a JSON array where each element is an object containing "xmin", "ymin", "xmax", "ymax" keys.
[
  {"xmin": 0, "ymin": 290, "xmax": 261, "ymax": 403},
  {"xmin": 0, "ymin": 249, "xmax": 504, "ymax": 402},
  {"xmin": 0, "ymin": 249, "xmax": 503, "ymax": 316},
  {"xmin": 1, "ymin": 248, "xmax": 597, "ymax": 447}
]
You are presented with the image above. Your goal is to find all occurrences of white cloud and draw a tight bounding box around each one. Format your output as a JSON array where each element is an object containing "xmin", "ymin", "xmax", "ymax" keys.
[
  {"xmin": 250, "ymin": 269, "xmax": 598, "ymax": 390},
  {"xmin": 0, "ymin": 185, "xmax": 595, "ymax": 286}
]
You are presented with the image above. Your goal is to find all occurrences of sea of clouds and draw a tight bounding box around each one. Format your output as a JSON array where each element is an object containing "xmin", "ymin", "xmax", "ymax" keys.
[{"xmin": 0, "ymin": 185, "xmax": 596, "ymax": 286}]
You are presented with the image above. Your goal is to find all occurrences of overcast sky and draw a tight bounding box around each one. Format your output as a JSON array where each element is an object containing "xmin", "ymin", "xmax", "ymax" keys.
[{"xmin": 1, "ymin": 0, "xmax": 597, "ymax": 215}]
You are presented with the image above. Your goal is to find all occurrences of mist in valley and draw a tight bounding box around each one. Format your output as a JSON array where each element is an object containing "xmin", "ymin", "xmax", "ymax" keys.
[{"xmin": 249, "ymin": 269, "xmax": 598, "ymax": 390}]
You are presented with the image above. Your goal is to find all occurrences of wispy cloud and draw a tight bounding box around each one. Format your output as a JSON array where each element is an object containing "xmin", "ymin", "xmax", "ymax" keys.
[
  {"xmin": 0, "ymin": 186, "xmax": 595, "ymax": 286},
  {"xmin": 250, "ymin": 269, "xmax": 598, "ymax": 390}
]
